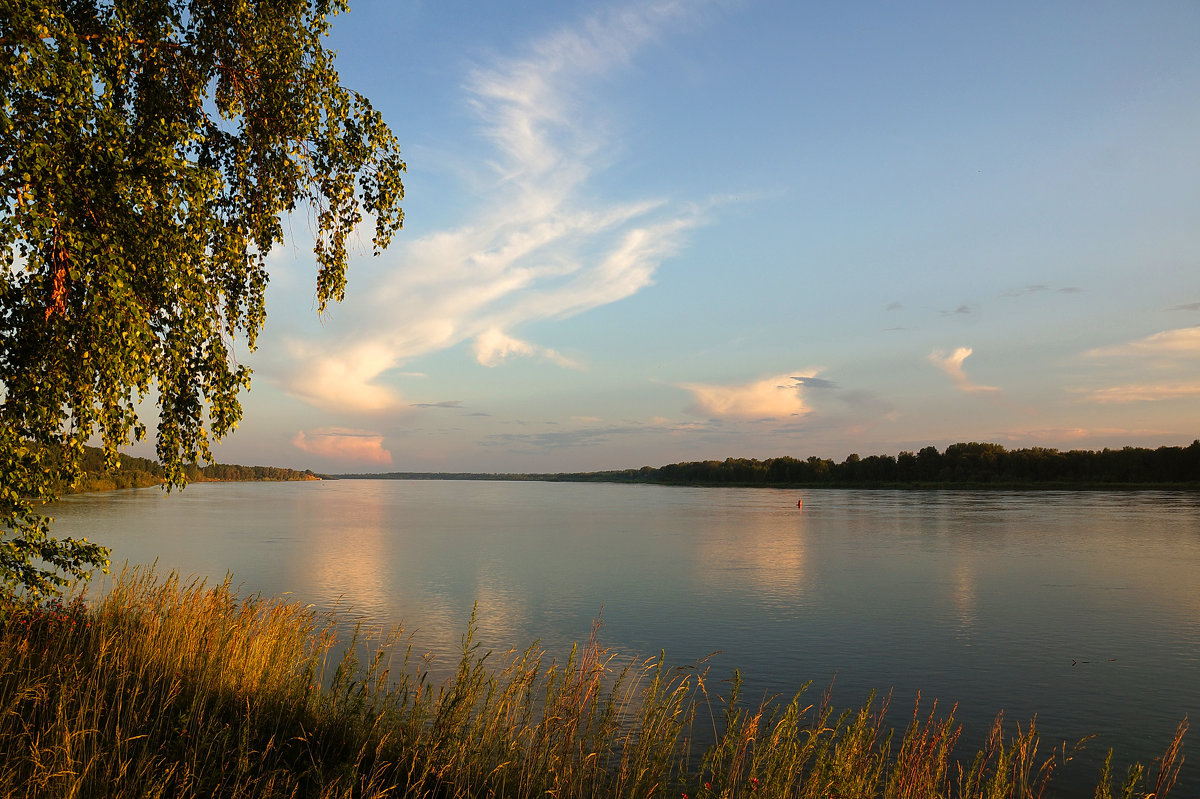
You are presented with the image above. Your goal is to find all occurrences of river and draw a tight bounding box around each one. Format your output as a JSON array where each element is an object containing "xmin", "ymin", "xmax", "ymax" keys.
[{"xmin": 48, "ymin": 480, "xmax": 1200, "ymax": 797}]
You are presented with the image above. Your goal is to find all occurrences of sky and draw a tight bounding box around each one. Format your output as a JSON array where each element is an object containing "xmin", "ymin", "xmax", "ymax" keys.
[{"xmin": 204, "ymin": 0, "xmax": 1200, "ymax": 474}]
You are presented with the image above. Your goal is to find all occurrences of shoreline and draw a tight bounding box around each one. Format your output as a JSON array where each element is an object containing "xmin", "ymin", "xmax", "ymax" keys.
[
  {"xmin": 322, "ymin": 473, "xmax": 1200, "ymax": 491},
  {"xmin": 1, "ymin": 570, "xmax": 1189, "ymax": 798}
]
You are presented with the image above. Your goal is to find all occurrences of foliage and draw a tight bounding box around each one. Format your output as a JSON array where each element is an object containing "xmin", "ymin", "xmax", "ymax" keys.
[
  {"xmin": 0, "ymin": 568, "xmax": 1188, "ymax": 797},
  {"xmin": 65, "ymin": 443, "xmax": 163, "ymax": 492},
  {"xmin": 0, "ymin": 0, "xmax": 404, "ymax": 595},
  {"xmin": 191, "ymin": 461, "xmax": 318, "ymax": 483},
  {"xmin": 60, "ymin": 444, "xmax": 319, "ymax": 492},
  {"xmin": 482, "ymin": 440, "xmax": 1200, "ymax": 488},
  {"xmin": 331, "ymin": 440, "xmax": 1200, "ymax": 488}
]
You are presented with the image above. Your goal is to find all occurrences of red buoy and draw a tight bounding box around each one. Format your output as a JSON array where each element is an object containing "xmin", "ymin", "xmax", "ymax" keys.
[{"xmin": 796, "ymin": 498, "xmax": 803, "ymax": 509}]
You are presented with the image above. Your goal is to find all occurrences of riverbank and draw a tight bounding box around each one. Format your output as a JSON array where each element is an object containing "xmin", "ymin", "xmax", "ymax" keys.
[
  {"xmin": 325, "ymin": 474, "xmax": 1200, "ymax": 491},
  {"xmin": 0, "ymin": 570, "xmax": 1186, "ymax": 798},
  {"xmin": 69, "ymin": 471, "xmax": 322, "ymax": 494},
  {"xmin": 329, "ymin": 441, "xmax": 1200, "ymax": 489},
  {"xmin": 64, "ymin": 445, "xmax": 319, "ymax": 494}
]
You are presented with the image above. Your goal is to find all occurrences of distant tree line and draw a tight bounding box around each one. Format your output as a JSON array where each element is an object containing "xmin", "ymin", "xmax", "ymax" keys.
[
  {"xmin": 553, "ymin": 441, "xmax": 1200, "ymax": 487},
  {"xmin": 66, "ymin": 446, "xmax": 317, "ymax": 493},
  {"xmin": 337, "ymin": 441, "xmax": 1200, "ymax": 488},
  {"xmin": 189, "ymin": 463, "xmax": 319, "ymax": 484}
]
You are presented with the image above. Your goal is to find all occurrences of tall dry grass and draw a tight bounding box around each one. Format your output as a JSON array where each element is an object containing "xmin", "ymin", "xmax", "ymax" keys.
[{"xmin": 0, "ymin": 568, "xmax": 1187, "ymax": 798}]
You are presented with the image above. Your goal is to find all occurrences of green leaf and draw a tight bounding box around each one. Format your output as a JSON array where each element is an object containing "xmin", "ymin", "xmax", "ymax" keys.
[{"xmin": 1, "ymin": 0, "xmax": 404, "ymax": 596}]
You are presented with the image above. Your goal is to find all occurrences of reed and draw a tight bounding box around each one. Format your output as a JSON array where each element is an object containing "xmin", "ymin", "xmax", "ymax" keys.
[{"xmin": 0, "ymin": 568, "xmax": 1187, "ymax": 798}]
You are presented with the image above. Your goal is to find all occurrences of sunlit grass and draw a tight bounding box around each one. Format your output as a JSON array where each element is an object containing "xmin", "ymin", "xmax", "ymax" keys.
[{"xmin": 0, "ymin": 568, "xmax": 1187, "ymax": 798}]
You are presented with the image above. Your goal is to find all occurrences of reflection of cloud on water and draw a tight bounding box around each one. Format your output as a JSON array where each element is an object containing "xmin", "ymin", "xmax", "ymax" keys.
[
  {"xmin": 692, "ymin": 511, "xmax": 808, "ymax": 603},
  {"xmin": 951, "ymin": 560, "xmax": 977, "ymax": 641},
  {"xmin": 468, "ymin": 563, "xmax": 533, "ymax": 654},
  {"xmin": 291, "ymin": 488, "xmax": 465, "ymax": 674},
  {"xmin": 305, "ymin": 490, "xmax": 390, "ymax": 607}
]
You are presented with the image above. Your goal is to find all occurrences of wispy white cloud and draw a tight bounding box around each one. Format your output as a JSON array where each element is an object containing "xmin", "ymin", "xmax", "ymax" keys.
[
  {"xmin": 998, "ymin": 427, "xmax": 1091, "ymax": 442},
  {"xmin": 681, "ymin": 371, "xmax": 817, "ymax": 420},
  {"xmin": 1001, "ymin": 283, "xmax": 1082, "ymax": 298},
  {"xmin": 284, "ymin": 341, "xmax": 407, "ymax": 412},
  {"xmin": 999, "ymin": 425, "xmax": 1173, "ymax": 442},
  {"xmin": 473, "ymin": 328, "xmax": 580, "ymax": 368},
  {"xmin": 277, "ymin": 1, "xmax": 714, "ymax": 412},
  {"xmin": 1085, "ymin": 326, "xmax": 1200, "ymax": 358},
  {"xmin": 1073, "ymin": 328, "xmax": 1200, "ymax": 406},
  {"xmin": 1076, "ymin": 383, "xmax": 1200, "ymax": 404},
  {"xmin": 927, "ymin": 347, "xmax": 997, "ymax": 393},
  {"xmin": 292, "ymin": 428, "xmax": 393, "ymax": 465},
  {"xmin": 481, "ymin": 416, "xmax": 718, "ymax": 452}
]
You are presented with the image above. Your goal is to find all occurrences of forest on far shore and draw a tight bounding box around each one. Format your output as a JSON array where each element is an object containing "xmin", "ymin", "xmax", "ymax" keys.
[
  {"xmin": 66, "ymin": 446, "xmax": 319, "ymax": 493},
  {"xmin": 335, "ymin": 440, "xmax": 1200, "ymax": 488}
]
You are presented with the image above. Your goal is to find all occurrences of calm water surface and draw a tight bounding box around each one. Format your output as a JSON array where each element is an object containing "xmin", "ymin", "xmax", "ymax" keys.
[{"xmin": 49, "ymin": 481, "xmax": 1200, "ymax": 797}]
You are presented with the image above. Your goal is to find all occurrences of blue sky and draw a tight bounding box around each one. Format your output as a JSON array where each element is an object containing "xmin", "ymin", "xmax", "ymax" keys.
[{"xmin": 208, "ymin": 0, "xmax": 1200, "ymax": 473}]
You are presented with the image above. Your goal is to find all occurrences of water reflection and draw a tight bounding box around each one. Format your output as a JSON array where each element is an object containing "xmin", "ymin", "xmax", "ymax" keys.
[
  {"xmin": 950, "ymin": 559, "xmax": 977, "ymax": 641},
  {"xmin": 693, "ymin": 505, "xmax": 808, "ymax": 604},
  {"xmin": 45, "ymin": 482, "xmax": 1200, "ymax": 798},
  {"xmin": 305, "ymin": 484, "xmax": 389, "ymax": 611},
  {"xmin": 469, "ymin": 561, "xmax": 534, "ymax": 654}
]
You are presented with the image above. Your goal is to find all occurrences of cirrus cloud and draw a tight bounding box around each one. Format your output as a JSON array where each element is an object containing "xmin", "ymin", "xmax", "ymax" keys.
[
  {"xmin": 1076, "ymin": 383, "xmax": 1200, "ymax": 404},
  {"xmin": 473, "ymin": 329, "xmax": 580, "ymax": 368},
  {"xmin": 274, "ymin": 1, "xmax": 716, "ymax": 414},
  {"xmin": 1085, "ymin": 326, "xmax": 1200, "ymax": 358},
  {"xmin": 927, "ymin": 347, "xmax": 997, "ymax": 393}
]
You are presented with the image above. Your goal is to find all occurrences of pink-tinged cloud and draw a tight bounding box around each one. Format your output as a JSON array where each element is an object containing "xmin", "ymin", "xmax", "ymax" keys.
[
  {"xmin": 1078, "ymin": 383, "xmax": 1200, "ymax": 403},
  {"xmin": 681, "ymin": 371, "xmax": 814, "ymax": 420},
  {"xmin": 1000, "ymin": 426, "xmax": 1176, "ymax": 443},
  {"xmin": 284, "ymin": 341, "xmax": 406, "ymax": 413},
  {"xmin": 999, "ymin": 427, "xmax": 1092, "ymax": 442},
  {"xmin": 927, "ymin": 347, "xmax": 997, "ymax": 393},
  {"xmin": 292, "ymin": 428, "xmax": 393, "ymax": 465},
  {"xmin": 473, "ymin": 328, "xmax": 580, "ymax": 368},
  {"xmin": 1086, "ymin": 326, "xmax": 1200, "ymax": 358}
]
